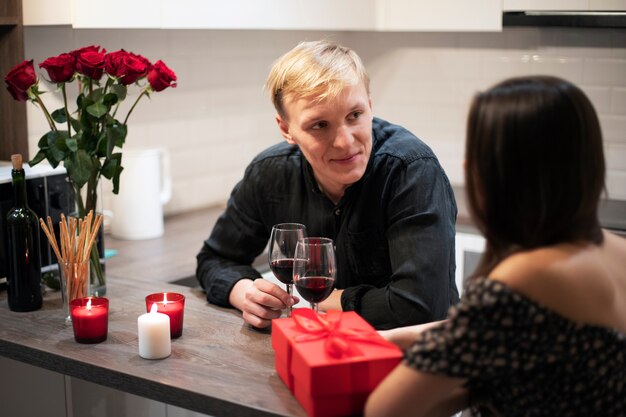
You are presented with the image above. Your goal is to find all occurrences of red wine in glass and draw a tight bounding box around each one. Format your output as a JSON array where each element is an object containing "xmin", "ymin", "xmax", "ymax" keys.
[
  {"xmin": 268, "ymin": 223, "xmax": 306, "ymax": 315},
  {"xmin": 269, "ymin": 258, "xmax": 295, "ymax": 284},
  {"xmin": 293, "ymin": 237, "xmax": 336, "ymax": 312},
  {"xmin": 295, "ymin": 276, "xmax": 334, "ymax": 304}
]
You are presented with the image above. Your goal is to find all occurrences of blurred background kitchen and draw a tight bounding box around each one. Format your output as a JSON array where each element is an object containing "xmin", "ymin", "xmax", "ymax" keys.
[
  {"xmin": 1, "ymin": 2, "xmax": 626, "ymax": 417},
  {"xmin": 13, "ymin": 1, "xmax": 626, "ymax": 217}
]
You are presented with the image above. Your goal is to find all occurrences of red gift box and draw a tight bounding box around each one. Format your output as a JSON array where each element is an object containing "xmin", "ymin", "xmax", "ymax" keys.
[{"xmin": 272, "ymin": 309, "xmax": 403, "ymax": 417}]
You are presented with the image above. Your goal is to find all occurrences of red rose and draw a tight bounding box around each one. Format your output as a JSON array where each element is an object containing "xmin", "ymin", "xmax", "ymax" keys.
[
  {"xmin": 39, "ymin": 53, "xmax": 75, "ymax": 83},
  {"xmin": 4, "ymin": 60, "xmax": 37, "ymax": 101},
  {"xmin": 70, "ymin": 45, "xmax": 101, "ymax": 58},
  {"xmin": 104, "ymin": 50, "xmax": 128, "ymax": 78},
  {"xmin": 147, "ymin": 60, "xmax": 177, "ymax": 92},
  {"xmin": 119, "ymin": 53, "xmax": 151, "ymax": 85},
  {"xmin": 73, "ymin": 45, "xmax": 107, "ymax": 80},
  {"xmin": 105, "ymin": 50, "xmax": 151, "ymax": 85}
]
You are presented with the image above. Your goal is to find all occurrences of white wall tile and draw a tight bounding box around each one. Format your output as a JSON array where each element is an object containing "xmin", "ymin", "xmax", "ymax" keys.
[
  {"xmin": 612, "ymin": 87, "xmax": 626, "ymax": 115},
  {"xmin": 606, "ymin": 171, "xmax": 626, "ymax": 200},
  {"xmin": 605, "ymin": 144, "xmax": 626, "ymax": 171},
  {"xmin": 599, "ymin": 115, "xmax": 626, "ymax": 144},
  {"xmin": 530, "ymin": 56, "xmax": 584, "ymax": 82},
  {"xmin": 581, "ymin": 86, "xmax": 612, "ymax": 114},
  {"xmin": 583, "ymin": 58, "xmax": 626, "ymax": 86}
]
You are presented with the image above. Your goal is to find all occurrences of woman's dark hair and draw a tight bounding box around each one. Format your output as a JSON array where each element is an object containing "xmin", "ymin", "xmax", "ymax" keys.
[{"xmin": 465, "ymin": 75, "xmax": 605, "ymax": 279}]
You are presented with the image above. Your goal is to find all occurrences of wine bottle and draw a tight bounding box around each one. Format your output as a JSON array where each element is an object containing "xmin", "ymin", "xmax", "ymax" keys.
[{"xmin": 6, "ymin": 154, "xmax": 42, "ymax": 312}]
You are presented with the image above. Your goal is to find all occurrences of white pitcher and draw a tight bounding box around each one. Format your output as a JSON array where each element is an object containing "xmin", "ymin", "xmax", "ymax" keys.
[{"xmin": 110, "ymin": 148, "xmax": 172, "ymax": 240}]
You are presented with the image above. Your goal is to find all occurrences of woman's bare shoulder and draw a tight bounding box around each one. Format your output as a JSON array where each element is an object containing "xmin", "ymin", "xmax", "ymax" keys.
[{"xmin": 488, "ymin": 231, "xmax": 626, "ymax": 329}]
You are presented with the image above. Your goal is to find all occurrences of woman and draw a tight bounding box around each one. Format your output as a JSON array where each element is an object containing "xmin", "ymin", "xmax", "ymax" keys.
[{"xmin": 365, "ymin": 76, "xmax": 626, "ymax": 417}]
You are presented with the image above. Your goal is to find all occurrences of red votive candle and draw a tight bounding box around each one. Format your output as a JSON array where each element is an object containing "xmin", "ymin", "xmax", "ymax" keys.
[
  {"xmin": 145, "ymin": 292, "xmax": 185, "ymax": 338},
  {"xmin": 70, "ymin": 297, "xmax": 109, "ymax": 344}
]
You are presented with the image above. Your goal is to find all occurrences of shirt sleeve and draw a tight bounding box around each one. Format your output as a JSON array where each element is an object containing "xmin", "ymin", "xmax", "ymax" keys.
[
  {"xmin": 195, "ymin": 166, "xmax": 268, "ymax": 307},
  {"xmin": 341, "ymin": 155, "xmax": 459, "ymax": 329}
]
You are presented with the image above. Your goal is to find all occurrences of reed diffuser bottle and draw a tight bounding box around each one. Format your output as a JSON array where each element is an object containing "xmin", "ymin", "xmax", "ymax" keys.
[{"xmin": 6, "ymin": 154, "xmax": 42, "ymax": 312}]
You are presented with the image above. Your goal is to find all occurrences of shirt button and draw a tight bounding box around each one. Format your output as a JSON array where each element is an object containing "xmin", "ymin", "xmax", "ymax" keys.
[{"xmin": 335, "ymin": 209, "xmax": 341, "ymax": 216}]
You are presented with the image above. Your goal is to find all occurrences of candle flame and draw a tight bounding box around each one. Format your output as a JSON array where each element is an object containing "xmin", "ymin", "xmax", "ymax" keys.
[
  {"xmin": 150, "ymin": 303, "xmax": 158, "ymax": 314},
  {"xmin": 87, "ymin": 298, "xmax": 92, "ymax": 310},
  {"xmin": 163, "ymin": 293, "xmax": 168, "ymax": 304}
]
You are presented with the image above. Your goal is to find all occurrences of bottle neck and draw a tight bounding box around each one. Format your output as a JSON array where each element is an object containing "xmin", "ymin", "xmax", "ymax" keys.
[{"xmin": 11, "ymin": 169, "xmax": 29, "ymax": 208}]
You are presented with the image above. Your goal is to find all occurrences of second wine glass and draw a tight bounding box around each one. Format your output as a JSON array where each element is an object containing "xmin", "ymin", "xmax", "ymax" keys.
[
  {"xmin": 268, "ymin": 223, "xmax": 307, "ymax": 314},
  {"xmin": 293, "ymin": 237, "xmax": 336, "ymax": 312}
]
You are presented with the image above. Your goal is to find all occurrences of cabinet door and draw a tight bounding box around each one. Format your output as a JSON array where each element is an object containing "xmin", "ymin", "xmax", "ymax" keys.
[
  {"xmin": 73, "ymin": 0, "xmax": 161, "ymax": 28},
  {"xmin": 378, "ymin": 0, "xmax": 502, "ymax": 31},
  {"xmin": 162, "ymin": 0, "xmax": 377, "ymax": 30},
  {"xmin": 23, "ymin": 0, "xmax": 72, "ymax": 25},
  {"xmin": 502, "ymin": 0, "xmax": 589, "ymax": 11}
]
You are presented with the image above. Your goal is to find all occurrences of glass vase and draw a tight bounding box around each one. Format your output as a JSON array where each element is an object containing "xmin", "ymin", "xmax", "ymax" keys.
[
  {"xmin": 59, "ymin": 259, "xmax": 90, "ymax": 323},
  {"xmin": 70, "ymin": 179, "xmax": 107, "ymax": 297}
]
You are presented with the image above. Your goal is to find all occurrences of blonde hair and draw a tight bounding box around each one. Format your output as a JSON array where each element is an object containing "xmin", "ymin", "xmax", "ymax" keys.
[{"xmin": 265, "ymin": 40, "xmax": 370, "ymax": 117}]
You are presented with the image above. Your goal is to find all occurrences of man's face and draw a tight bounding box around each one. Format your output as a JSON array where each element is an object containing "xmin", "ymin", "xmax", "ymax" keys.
[{"xmin": 277, "ymin": 82, "xmax": 373, "ymax": 201}]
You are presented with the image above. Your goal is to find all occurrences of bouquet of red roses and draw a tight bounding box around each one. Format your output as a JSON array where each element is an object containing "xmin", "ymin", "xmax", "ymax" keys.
[
  {"xmin": 4, "ymin": 45, "xmax": 176, "ymax": 200},
  {"xmin": 4, "ymin": 45, "xmax": 177, "ymax": 292}
]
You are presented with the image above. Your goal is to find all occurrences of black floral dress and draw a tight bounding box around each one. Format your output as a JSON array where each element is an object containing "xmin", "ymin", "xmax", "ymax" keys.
[{"xmin": 404, "ymin": 277, "xmax": 626, "ymax": 416}]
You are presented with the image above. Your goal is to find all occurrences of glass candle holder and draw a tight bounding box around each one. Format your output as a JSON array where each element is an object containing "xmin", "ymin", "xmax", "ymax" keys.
[
  {"xmin": 145, "ymin": 292, "xmax": 185, "ymax": 338},
  {"xmin": 70, "ymin": 297, "xmax": 109, "ymax": 344}
]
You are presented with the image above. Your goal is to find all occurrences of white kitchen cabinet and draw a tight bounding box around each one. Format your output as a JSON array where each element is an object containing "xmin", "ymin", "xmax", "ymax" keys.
[
  {"xmin": 162, "ymin": 0, "xmax": 377, "ymax": 30},
  {"xmin": 22, "ymin": 0, "xmax": 72, "ymax": 25},
  {"xmin": 377, "ymin": 0, "xmax": 502, "ymax": 31},
  {"xmin": 503, "ymin": 0, "xmax": 626, "ymax": 11},
  {"xmin": 24, "ymin": 0, "xmax": 505, "ymax": 31},
  {"xmin": 23, "ymin": 0, "xmax": 161, "ymax": 28},
  {"xmin": 73, "ymin": 0, "xmax": 161, "ymax": 28}
]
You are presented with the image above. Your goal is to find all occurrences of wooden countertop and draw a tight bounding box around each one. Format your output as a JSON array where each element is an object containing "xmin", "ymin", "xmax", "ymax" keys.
[{"xmin": 0, "ymin": 271, "xmax": 306, "ymax": 417}]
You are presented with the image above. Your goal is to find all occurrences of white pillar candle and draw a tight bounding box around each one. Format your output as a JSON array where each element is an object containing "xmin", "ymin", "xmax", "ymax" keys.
[{"xmin": 138, "ymin": 303, "xmax": 171, "ymax": 359}]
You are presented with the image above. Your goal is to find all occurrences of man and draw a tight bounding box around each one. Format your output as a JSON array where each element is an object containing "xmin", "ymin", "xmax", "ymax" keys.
[{"xmin": 196, "ymin": 40, "xmax": 459, "ymax": 330}]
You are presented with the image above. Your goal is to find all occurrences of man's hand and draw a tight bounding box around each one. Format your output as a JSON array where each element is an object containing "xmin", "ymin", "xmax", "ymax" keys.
[{"xmin": 229, "ymin": 278, "xmax": 296, "ymax": 328}]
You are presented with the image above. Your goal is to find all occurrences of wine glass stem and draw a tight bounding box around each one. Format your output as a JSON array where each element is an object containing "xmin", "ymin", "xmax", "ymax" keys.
[
  {"xmin": 287, "ymin": 283, "xmax": 293, "ymax": 316},
  {"xmin": 311, "ymin": 302, "xmax": 318, "ymax": 313}
]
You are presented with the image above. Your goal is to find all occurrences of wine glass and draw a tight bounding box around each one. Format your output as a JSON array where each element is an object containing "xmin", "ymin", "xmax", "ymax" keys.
[
  {"xmin": 268, "ymin": 223, "xmax": 307, "ymax": 314},
  {"xmin": 293, "ymin": 237, "xmax": 336, "ymax": 312}
]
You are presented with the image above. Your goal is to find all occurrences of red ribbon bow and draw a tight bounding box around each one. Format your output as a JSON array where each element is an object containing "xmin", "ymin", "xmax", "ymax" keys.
[{"xmin": 292, "ymin": 309, "xmax": 395, "ymax": 359}]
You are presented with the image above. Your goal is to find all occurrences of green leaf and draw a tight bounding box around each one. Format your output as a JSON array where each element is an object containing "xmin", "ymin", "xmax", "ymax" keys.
[
  {"xmin": 51, "ymin": 108, "xmax": 68, "ymax": 123},
  {"xmin": 111, "ymin": 84, "xmax": 127, "ymax": 101},
  {"xmin": 81, "ymin": 131, "xmax": 99, "ymax": 154},
  {"xmin": 90, "ymin": 88, "xmax": 104, "ymax": 102},
  {"xmin": 112, "ymin": 165, "xmax": 123, "ymax": 194},
  {"xmin": 96, "ymin": 132, "xmax": 108, "ymax": 157},
  {"xmin": 37, "ymin": 132, "xmax": 50, "ymax": 149},
  {"xmin": 86, "ymin": 102, "xmax": 107, "ymax": 118},
  {"xmin": 108, "ymin": 122, "xmax": 128, "ymax": 149},
  {"xmin": 101, "ymin": 152, "xmax": 122, "ymax": 179},
  {"xmin": 29, "ymin": 150, "xmax": 47, "ymax": 166},
  {"xmin": 103, "ymin": 93, "xmax": 118, "ymax": 107},
  {"xmin": 45, "ymin": 150, "xmax": 60, "ymax": 168},
  {"xmin": 64, "ymin": 149, "xmax": 94, "ymax": 188},
  {"xmin": 70, "ymin": 117, "xmax": 82, "ymax": 133},
  {"xmin": 66, "ymin": 137, "xmax": 78, "ymax": 152},
  {"xmin": 46, "ymin": 131, "xmax": 67, "ymax": 165}
]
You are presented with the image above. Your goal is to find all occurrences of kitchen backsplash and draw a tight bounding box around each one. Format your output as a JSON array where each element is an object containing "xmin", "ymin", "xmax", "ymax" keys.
[{"xmin": 23, "ymin": 27, "xmax": 626, "ymax": 216}]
